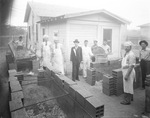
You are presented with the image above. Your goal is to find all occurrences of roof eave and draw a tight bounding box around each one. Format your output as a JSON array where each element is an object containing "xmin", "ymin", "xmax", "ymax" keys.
[
  {"xmin": 64, "ymin": 9, "xmax": 131, "ymax": 25},
  {"xmin": 24, "ymin": 3, "xmax": 31, "ymax": 22}
]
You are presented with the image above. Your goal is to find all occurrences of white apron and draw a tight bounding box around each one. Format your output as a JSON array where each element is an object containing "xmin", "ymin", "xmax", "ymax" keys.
[
  {"xmin": 122, "ymin": 51, "xmax": 135, "ymax": 94},
  {"xmin": 42, "ymin": 42, "xmax": 51, "ymax": 67},
  {"xmin": 52, "ymin": 43, "xmax": 64, "ymax": 75}
]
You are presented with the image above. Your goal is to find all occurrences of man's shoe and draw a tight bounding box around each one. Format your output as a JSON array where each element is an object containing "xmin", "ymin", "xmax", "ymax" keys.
[
  {"xmin": 140, "ymin": 88, "xmax": 145, "ymax": 90},
  {"xmin": 120, "ymin": 101, "xmax": 131, "ymax": 105}
]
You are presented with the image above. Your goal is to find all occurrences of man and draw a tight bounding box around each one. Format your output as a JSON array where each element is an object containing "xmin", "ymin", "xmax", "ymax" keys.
[
  {"xmin": 101, "ymin": 40, "xmax": 110, "ymax": 54},
  {"xmin": 82, "ymin": 40, "xmax": 93, "ymax": 78},
  {"xmin": 15, "ymin": 36, "xmax": 24, "ymax": 50},
  {"xmin": 41, "ymin": 35, "xmax": 51, "ymax": 70},
  {"xmin": 70, "ymin": 39, "xmax": 82, "ymax": 81},
  {"xmin": 139, "ymin": 40, "xmax": 150, "ymax": 89},
  {"xmin": 51, "ymin": 38, "xmax": 65, "ymax": 75},
  {"xmin": 91, "ymin": 40, "xmax": 99, "ymax": 53},
  {"xmin": 121, "ymin": 41, "xmax": 136, "ymax": 105}
]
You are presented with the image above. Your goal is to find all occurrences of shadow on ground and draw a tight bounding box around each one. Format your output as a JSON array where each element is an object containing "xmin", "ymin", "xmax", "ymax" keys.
[{"xmin": 0, "ymin": 48, "xmax": 10, "ymax": 118}]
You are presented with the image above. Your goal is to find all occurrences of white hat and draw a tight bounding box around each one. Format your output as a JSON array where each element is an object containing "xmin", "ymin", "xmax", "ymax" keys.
[
  {"xmin": 124, "ymin": 41, "xmax": 133, "ymax": 46},
  {"xmin": 43, "ymin": 35, "xmax": 49, "ymax": 39},
  {"xmin": 53, "ymin": 36, "xmax": 59, "ymax": 41}
]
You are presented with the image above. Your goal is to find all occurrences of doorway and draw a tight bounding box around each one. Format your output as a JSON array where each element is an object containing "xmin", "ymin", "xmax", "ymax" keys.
[{"xmin": 103, "ymin": 29, "xmax": 112, "ymax": 50}]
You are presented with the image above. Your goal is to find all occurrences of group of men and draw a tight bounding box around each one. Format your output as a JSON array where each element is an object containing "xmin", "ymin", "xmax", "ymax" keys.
[
  {"xmin": 41, "ymin": 35, "xmax": 65, "ymax": 75},
  {"xmin": 40, "ymin": 35, "xmax": 111, "ymax": 80},
  {"xmin": 120, "ymin": 40, "xmax": 150, "ymax": 105},
  {"xmin": 70, "ymin": 38, "xmax": 150, "ymax": 106},
  {"xmin": 70, "ymin": 39, "xmax": 110, "ymax": 81},
  {"xmin": 17, "ymin": 35, "xmax": 149, "ymax": 106}
]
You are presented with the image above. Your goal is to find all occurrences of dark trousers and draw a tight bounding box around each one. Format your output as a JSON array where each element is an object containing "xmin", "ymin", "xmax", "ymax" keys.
[
  {"xmin": 72, "ymin": 62, "xmax": 80, "ymax": 81},
  {"xmin": 140, "ymin": 59, "xmax": 147, "ymax": 88},
  {"xmin": 124, "ymin": 93, "xmax": 133, "ymax": 103}
]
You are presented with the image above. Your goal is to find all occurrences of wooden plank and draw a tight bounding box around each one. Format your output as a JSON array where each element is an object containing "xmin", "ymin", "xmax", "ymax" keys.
[
  {"xmin": 11, "ymin": 91, "xmax": 24, "ymax": 100},
  {"xmin": 9, "ymin": 99, "xmax": 23, "ymax": 112},
  {"xmin": 11, "ymin": 108, "xmax": 29, "ymax": 118}
]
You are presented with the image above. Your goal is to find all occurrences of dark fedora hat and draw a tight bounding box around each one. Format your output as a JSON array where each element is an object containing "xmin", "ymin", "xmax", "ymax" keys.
[
  {"xmin": 139, "ymin": 40, "xmax": 148, "ymax": 46},
  {"xmin": 19, "ymin": 35, "xmax": 23, "ymax": 39},
  {"xmin": 73, "ymin": 39, "xmax": 79, "ymax": 43},
  {"xmin": 84, "ymin": 40, "xmax": 88, "ymax": 42}
]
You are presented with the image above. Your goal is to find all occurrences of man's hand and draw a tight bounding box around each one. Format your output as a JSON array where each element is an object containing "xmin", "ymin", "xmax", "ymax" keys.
[{"xmin": 124, "ymin": 74, "xmax": 129, "ymax": 81}]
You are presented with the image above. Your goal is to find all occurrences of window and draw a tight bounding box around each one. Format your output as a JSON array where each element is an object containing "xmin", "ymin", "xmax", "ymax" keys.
[
  {"xmin": 28, "ymin": 26, "xmax": 31, "ymax": 40},
  {"xmin": 103, "ymin": 29, "xmax": 112, "ymax": 50},
  {"xmin": 43, "ymin": 28, "xmax": 45, "ymax": 35},
  {"xmin": 36, "ymin": 24, "xmax": 38, "ymax": 42}
]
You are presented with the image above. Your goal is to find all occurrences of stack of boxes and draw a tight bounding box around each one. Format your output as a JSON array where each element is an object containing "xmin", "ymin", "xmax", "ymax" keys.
[
  {"xmin": 86, "ymin": 68, "xmax": 96, "ymax": 86},
  {"xmin": 112, "ymin": 69, "xmax": 123, "ymax": 96},
  {"xmin": 102, "ymin": 74, "xmax": 115, "ymax": 96},
  {"xmin": 102, "ymin": 69, "xmax": 123, "ymax": 96},
  {"xmin": 85, "ymin": 96, "xmax": 104, "ymax": 118}
]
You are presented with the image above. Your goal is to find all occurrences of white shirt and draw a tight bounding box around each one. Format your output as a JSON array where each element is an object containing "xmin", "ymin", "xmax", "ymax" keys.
[
  {"xmin": 82, "ymin": 45, "xmax": 93, "ymax": 60},
  {"xmin": 101, "ymin": 44, "xmax": 110, "ymax": 54}
]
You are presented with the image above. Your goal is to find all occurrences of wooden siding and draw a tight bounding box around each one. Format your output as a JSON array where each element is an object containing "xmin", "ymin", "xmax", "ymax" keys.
[{"xmin": 67, "ymin": 19, "xmax": 121, "ymax": 58}]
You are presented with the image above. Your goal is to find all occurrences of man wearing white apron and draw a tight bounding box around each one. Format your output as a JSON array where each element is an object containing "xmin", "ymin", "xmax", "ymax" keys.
[
  {"xmin": 82, "ymin": 40, "xmax": 93, "ymax": 78},
  {"xmin": 51, "ymin": 38, "xmax": 65, "ymax": 75},
  {"xmin": 41, "ymin": 35, "xmax": 51, "ymax": 70},
  {"xmin": 121, "ymin": 41, "xmax": 136, "ymax": 105}
]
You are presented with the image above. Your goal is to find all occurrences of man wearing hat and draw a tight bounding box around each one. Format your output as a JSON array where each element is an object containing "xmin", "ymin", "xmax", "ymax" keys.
[
  {"xmin": 121, "ymin": 41, "xmax": 136, "ymax": 105},
  {"xmin": 70, "ymin": 39, "xmax": 82, "ymax": 81},
  {"xmin": 139, "ymin": 40, "xmax": 150, "ymax": 89},
  {"xmin": 91, "ymin": 40, "xmax": 99, "ymax": 53}
]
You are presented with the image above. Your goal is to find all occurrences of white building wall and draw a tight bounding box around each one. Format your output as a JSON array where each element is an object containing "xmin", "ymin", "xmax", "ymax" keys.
[
  {"xmin": 67, "ymin": 15, "xmax": 123, "ymax": 58},
  {"xmin": 141, "ymin": 27, "xmax": 150, "ymax": 38},
  {"xmin": 37, "ymin": 21, "xmax": 67, "ymax": 57},
  {"xmin": 27, "ymin": 10, "xmax": 40, "ymax": 50}
]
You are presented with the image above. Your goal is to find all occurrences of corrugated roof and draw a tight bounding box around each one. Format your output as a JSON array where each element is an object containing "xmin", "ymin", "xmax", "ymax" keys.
[{"xmin": 138, "ymin": 23, "xmax": 150, "ymax": 27}]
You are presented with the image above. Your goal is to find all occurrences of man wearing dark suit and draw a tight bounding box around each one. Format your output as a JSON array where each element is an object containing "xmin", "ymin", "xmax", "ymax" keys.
[{"xmin": 70, "ymin": 39, "xmax": 82, "ymax": 81}]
